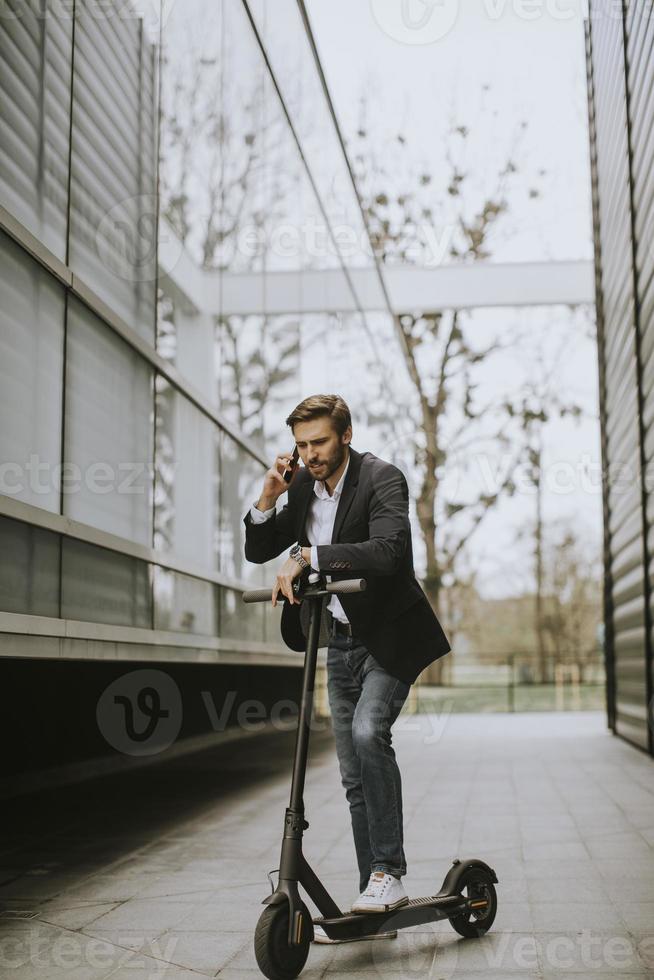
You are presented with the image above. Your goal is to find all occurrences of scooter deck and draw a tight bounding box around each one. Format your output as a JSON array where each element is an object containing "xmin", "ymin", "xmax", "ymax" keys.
[{"xmin": 315, "ymin": 892, "xmax": 473, "ymax": 940}]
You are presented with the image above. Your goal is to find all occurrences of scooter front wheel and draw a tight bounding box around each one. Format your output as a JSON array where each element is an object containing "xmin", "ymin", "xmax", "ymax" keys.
[
  {"xmin": 449, "ymin": 866, "xmax": 497, "ymax": 938},
  {"xmin": 254, "ymin": 902, "xmax": 312, "ymax": 980}
]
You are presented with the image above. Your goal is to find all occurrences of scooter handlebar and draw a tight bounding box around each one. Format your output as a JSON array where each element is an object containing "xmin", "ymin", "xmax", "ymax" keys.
[
  {"xmin": 242, "ymin": 578, "xmax": 367, "ymax": 603},
  {"xmin": 326, "ymin": 578, "xmax": 367, "ymax": 595}
]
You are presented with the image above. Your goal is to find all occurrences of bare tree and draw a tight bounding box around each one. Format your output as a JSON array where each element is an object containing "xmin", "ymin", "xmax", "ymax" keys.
[
  {"xmin": 509, "ymin": 323, "xmax": 592, "ymax": 682},
  {"xmin": 539, "ymin": 522, "xmax": 603, "ymax": 683},
  {"xmin": 353, "ymin": 88, "xmax": 546, "ymax": 682}
]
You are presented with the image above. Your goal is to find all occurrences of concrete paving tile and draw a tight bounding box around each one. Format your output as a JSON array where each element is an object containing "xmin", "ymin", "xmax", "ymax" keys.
[
  {"xmin": 312, "ymin": 928, "xmax": 540, "ymax": 977},
  {"xmin": 140, "ymin": 929, "xmax": 247, "ymax": 975},
  {"xmin": 624, "ymin": 810, "xmax": 654, "ymax": 830},
  {"xmin": 541, "ymin": 974, "xmax": 650, "ymax": 979},
  {"xmin": 428, "ymin": 975, "xmax": 542, "ymax": 980},
  {"xmin": 88, "ymin": 897, "xmax": 206, "ymax": 932},
  {"xmin": 492, "ymin": 901, "xmax": 535, "ymax": 932},
  {"xmin": 127, "ymin": 874, "xmax": 226, "ymax": 901},
  {"xmin": 522, "ymin": 842, "xmax": 590, "ymax": 861},
  {"xmin": 526, "ymin": 876, "xmax": 610, "ymax": 903},
  {"xmin": 523, "ymin": 860, "xmax": 603, "ymax": 881},
  {"xmin": 37, "ymin": 902, "xmax": 120, "ymax": 930},
  {"xmin": 535, "ymin": 930, "xmax": 650, "ymax": 974},
  {"xmin": 313, "ymin": 929, "xmax": 461, "ymax": 977},
  {"xmin": 49, "ymin": 873, "xmax": 162, "ymax": 904},
  {"xmin": 0, "ymin": 873, "xmax": 83, "ymax": 901},
  {"xmin": 0, "ymin": 924, "xmax": 145, "ymax": 977},
  {"xmin": 101, "ymin": 954, "xmax": 213, "ymax": 979},
  {"xmin": 78, "ymin": 927, "xmax": 160, "ymax": 952},
  {"xmin": 596, "ymin": 856, "xmax": 654, "ymax": 876},
  {"xmin": 175, "ymin": 895, "xmax": 262, "ymax": 933},
  {"xmin": 612, "ymin": 902, "xmax": 654, "ymax": 934},
  {"xmin": 585, "ymin": 834, "xmax": 653, "ymax": 858},
  {"xmin": 600, "ymin": 878, "xmax": 654, "ymax": 902},
  {"xmin": 531, "ymin": 901, "xmax": 627, "ymax": 931}
]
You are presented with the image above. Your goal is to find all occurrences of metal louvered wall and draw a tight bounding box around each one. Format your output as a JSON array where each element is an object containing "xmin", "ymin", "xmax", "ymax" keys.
[{"xmin": 586, "ymin": 0, "xmax": 654, "ymax": 756}]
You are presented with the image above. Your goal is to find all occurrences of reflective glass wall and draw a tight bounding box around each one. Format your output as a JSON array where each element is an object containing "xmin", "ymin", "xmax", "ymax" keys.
[{"xmin": 0, "ymin": 0, "xmax": 396, "ymax": 654}]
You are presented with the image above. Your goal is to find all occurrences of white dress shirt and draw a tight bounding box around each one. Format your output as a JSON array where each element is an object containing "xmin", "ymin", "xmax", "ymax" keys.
[{"xmin": 249, "ymin": 453, "xmax": 351, "ymax": 623}]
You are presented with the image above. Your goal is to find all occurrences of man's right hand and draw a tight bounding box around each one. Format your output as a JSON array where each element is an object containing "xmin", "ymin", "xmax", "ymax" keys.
[{"xmin": 255, "ymin": 453, "xmax": 299, "ymax": 512}]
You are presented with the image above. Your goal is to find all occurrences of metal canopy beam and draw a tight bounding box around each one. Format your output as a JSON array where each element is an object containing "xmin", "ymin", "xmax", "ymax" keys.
[{"xmin": 159, "ymin": 230, "xmax": 594, "ymax": 315}]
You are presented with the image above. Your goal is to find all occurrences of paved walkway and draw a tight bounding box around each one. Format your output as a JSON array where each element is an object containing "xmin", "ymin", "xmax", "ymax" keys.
[{"xmin": 0, "ymin": 711, "xmax": 653, "ymax": 979}]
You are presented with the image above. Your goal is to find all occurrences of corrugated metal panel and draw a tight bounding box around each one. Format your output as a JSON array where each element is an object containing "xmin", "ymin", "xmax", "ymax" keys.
[
  {"xmin": 0, "ymin": 2, "xmax": 72, "ymax": 258},
  {"xmin": 587, "ymin": 1, "xmax": 650, "ymax": 750},
  {"xmin": 624, "ymin": 0, "xmax": 654, "ymax": 749},
  {"xmin": 68, "ymin": 1, "xmax": 158, "ymax": 342}
]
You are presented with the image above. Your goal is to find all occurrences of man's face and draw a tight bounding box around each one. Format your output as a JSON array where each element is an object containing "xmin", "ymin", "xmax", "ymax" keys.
[{"xmin": 293, "ymin": 417, "xmax": 351, "ymax": 481}]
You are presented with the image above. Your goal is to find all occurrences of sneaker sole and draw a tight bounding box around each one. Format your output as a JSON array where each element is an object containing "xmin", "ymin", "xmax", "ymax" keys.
[
  {"xmin": 351, "ymin": 895, "xmax": 410, "ymax": 914},
  {"xmin": 313, "ymin": 929, "xmax": 398, "ymax": 944}
]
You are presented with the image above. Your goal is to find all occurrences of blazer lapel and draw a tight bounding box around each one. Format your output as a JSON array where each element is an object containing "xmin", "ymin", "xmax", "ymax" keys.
[
  {"xmin": 295, "ymin": 481, "xmax": 314, "ymax": 546},
  {"xmin": 331, "ymin": 447, "xmax": 363, "ymax": 543}
]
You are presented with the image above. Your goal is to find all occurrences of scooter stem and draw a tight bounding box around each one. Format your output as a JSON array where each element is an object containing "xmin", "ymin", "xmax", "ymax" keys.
[{"xmin": 288, "ymin": 591, "xmax": 324, "ymax": 812}]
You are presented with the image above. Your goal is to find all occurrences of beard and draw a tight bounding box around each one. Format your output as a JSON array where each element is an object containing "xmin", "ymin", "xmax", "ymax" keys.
[{"xmin": 308, "ymin": 442, "xmax": 348, "ymax": 481}]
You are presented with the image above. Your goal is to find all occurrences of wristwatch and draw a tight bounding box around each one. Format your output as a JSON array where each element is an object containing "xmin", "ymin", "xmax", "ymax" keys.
[{"xmin": 289, "ymin": 543, "xmax": 310, "ymax": 570}]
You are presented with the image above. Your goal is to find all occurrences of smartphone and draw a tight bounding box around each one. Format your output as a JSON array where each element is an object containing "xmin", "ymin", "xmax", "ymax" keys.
[{"xmin": 282, "ymin": 445, "xmax": 300, "ymax": 483}]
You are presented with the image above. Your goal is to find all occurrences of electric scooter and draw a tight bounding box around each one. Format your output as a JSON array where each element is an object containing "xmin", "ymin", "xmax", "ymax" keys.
[{"xmin": 242, "ymin": 573, "xmax": 498, "ymax": 980}]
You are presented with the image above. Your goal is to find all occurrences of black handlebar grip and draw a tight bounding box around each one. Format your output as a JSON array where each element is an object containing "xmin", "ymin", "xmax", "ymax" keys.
[
  {"xmin": 326, "ymin": 578, "xmax": 367, "ymax": 594},
  {"xmin": 242, "ymin": 577, "xmax": 367, "ymax": 603},
  {"xmin": 242, "ymin": 587, "xmax": 274, "ymax": 604}
]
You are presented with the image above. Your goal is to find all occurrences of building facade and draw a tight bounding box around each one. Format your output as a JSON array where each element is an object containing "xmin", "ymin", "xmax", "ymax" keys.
[
  {"xmin": 0, "ymin": 0, "xmax": 396, "ymax": 789},
  {"xmin": 585, "ymin": 0, "xmax": 654, "ymax": 756}
]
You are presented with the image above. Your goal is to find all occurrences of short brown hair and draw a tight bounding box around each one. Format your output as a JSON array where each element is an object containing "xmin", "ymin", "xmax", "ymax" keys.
[{"xmin": 285, "ymin": 394, "xmax": 352, "ymax": 437}]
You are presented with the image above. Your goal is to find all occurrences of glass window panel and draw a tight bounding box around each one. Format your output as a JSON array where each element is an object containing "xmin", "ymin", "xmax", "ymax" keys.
[
  {"xmin": 219, "ymin": 586, "xmax": 264, "ymax": 644},
  {"xmin": 216, "ymin": 313, "xmax": 301, "ymax": 448},
  {"xmin": 248, "ymin": 0, "xmax": 372, "ymax": 270},
  {"xmin": 154, "ymin": 376, "xmax": 220, "ymax": 569},
  {"xmin": 68, "ymin": 0, "xmax": 159, "ymax": 341},
  {"xmin": 159, "ymin": 0, "xmax": 267, "ymax": 274},
  {"xmin": 0, "ymin": 2, "xmax": 73, "ymax": 258},
  {"xmin": 218, "ymin": 432, "xmax": 266, "ymax": 588},
  {"xmin": 64, "ymin": 299, "xmax": 154, "ymax": 545},
  {"xmin": 0, "ymin": 232, "xmax": 65, "ymax": 513},
  {"xmin": 153, "ymin": 565, "xmax": 217, "ymax": 635},
  {"xmin": 217, "ymin": 0, "xmax": 266, "ymax": 275},
  {"xmin": 0, "ymin": 516, "xmax": 60, "ymax": 617},
  {"xmin": 156, "ymin": 287, "xmax": 220, "ymax": 407},
  {"xmin": 61, "ymin": 537, "xmax": 151, "ymax": 627},
  {"xmin": 158, "ymin": 0, "xmax": 225, "ymax": 268}
]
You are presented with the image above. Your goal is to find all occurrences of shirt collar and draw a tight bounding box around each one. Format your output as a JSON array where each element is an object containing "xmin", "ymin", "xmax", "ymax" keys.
[{"xmin": 313, "ymin": 451, "xmax": 350, "ymax": 501}]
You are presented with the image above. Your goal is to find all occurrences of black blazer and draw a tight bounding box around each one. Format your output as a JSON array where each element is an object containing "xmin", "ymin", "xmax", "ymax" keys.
[{"xmin": 242, "ymin": 446, "xmax": 451, "ymax": 685}]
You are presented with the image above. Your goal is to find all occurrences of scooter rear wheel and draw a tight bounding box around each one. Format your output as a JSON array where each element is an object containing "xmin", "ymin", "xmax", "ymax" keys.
[
  {"xmin": 254, "ymin": 902, "xmax": 312, "ymax": 980},
  {"xmin": 449, "ymin": 866, "xmax": 497, "ymax": 938}
]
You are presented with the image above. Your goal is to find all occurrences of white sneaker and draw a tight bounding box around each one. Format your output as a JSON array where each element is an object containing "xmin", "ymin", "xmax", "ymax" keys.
[
  {"xmin": 351, "ymin": 871, "xmax": 409, "ymax": 914},
  {"xmin": 312, "ymin": 923, "xmax": 398, "ymax": 944}
]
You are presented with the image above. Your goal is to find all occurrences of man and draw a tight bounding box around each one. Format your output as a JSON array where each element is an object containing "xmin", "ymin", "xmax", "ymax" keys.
[{"xmin": 243, "ymin": 394, "xmax": 451, "ymax": 944}]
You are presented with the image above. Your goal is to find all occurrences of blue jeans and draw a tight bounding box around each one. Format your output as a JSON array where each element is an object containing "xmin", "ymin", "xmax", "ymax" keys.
[{"xmin": 326, "ymin": 626, "xmax": 411, "ymax": 894}]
